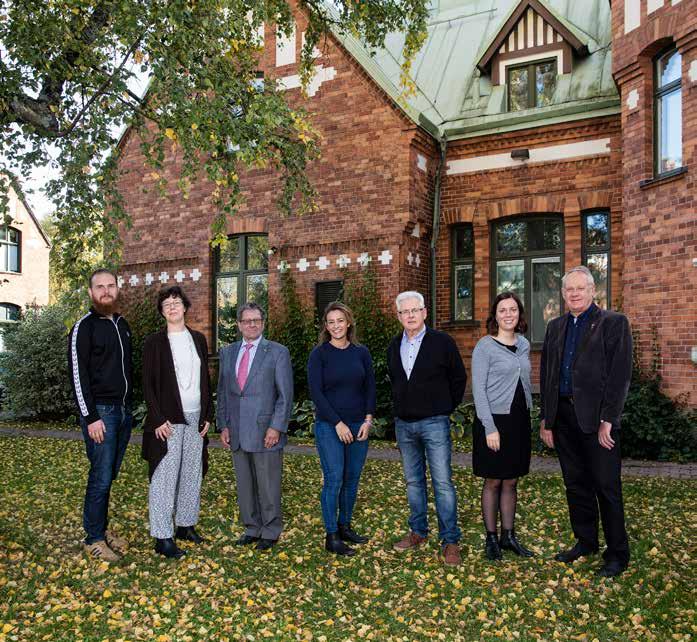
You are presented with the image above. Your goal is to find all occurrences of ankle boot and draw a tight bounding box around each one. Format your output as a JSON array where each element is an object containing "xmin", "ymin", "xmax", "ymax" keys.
[
  {"xmin": 499, "ymin": 529, "xmax": 534, "ymax": 557},
  {"xmin": 154, "ymin": 537, "xmax": 185, "ymax": 559},
  {"xmin": 338, "ymin": 523, "xmax": 369, "ymax": 544},
  {"xmin": 325, "ymin": 532, "xmax": 356, "ymax": 557},
  {"xmin": 485, "ymin": 531, "xmax": 502, "ymax": 561}
]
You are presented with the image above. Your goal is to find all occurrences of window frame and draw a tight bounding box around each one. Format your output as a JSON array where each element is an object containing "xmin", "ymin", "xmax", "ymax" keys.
[
  {"xmin": 581, "ymin": 210, "xmax": 611, "ymax": 309},
  {"xmin": 213, "ymin": 233, "xmax": 269, "ymax": 350},
  {"xmin": 653, "ymin": 47, "xmax": 683, "ymax": 178},
  {"xmin": 0, "ymin": 226, "xmax": 21, "ymax": 273},
  {"xmin": 489, "ymin": 215, "xmax": 565, "ymax": 349},
  {"xmin": 0, "ymin": 303, "xmax": 21, "ymax": 352},
  {"xmin": 450, "ymin": 224, "xmax": 475, "ymax": 323},
  {"xmin": 315, "ymin": 280, "xmax": 344, "ymax": 320},
  {"xmin": 506, "ymin": 57, "xmax": 558, "ymax": 112}
]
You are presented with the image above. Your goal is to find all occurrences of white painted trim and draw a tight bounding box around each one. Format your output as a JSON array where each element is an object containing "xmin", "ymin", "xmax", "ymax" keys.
[
  {"xmin": 278, "ymin": 65, "xmax": 337, "ymax": 97},
  {"xmin": 624, "ymin": 0, "xmax": 640, "ymax": 34},
  {"xmin": 275, "ymin": 23, "xmax": 296, "ymax": 67},
  {"xmin": 498, "ymin": 49, "xmax": 564, "ymax": 87},
  {"xmin": 446, "ymin": 138, "xmax": 611, "ymax": 175},
  {"xmin": 647, "ymin": 0, "xmax": 664, "ymax": 13}
]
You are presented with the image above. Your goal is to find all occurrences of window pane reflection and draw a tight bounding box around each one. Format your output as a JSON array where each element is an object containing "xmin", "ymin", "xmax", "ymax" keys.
[
  {"xmin": 217, "ymin": 276, "xmax": 239, "ymax": 348},
  {"xmin": 536, "ymin": 61, "xmax": 556, "ymax": 107},
  {"xmin": 531, "ymin": 258, "xmax": 561, "ymax": 344},
  {"xmin": 247, "ymin": 236, "xmax": 269, "ymax": 270},
  {"xmin": 454, "ymin": 265, "xmax": 473, "ymax": 321},
  {"xmin": 658, "ymin": 50, "xmax": 681, "ymax": 87},
  {"xmin": 496, "ymin": 260, "xmax": 525, "ymax": 297},
  {"xmin": 658, "ymin": 88, "xmax": 682, "ymax": 173},
  {"xmin": 584, "ymin": 213, "xmax": 609, "ymax": 248},
  {"xmin": 509, "ymin": 67, "xmax": 528, "ymax": 111},
  {"xmin": 586, "ymin": 253, "xmax": 609, "ymax": 309}
]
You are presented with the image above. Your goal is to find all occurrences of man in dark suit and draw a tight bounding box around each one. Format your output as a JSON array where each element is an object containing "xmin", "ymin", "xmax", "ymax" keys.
[
  {"xmin": 387, "ymin": 291, "xmax": 467, "ymax": 567},
  {"xmin": 540, "ymin": 266, "xmax": 632, "ymax": 577}
]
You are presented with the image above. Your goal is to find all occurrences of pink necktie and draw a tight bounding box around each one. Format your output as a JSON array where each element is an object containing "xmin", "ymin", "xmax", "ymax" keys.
[{"xmin": 237, "ymin": 342, "xmax": 254, "ymax": 389}]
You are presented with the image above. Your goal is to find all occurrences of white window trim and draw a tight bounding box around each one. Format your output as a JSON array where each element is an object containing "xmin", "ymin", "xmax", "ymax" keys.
[{"xmin": 499, "ymin": 49, "xmax": 564, "ymax": 90}]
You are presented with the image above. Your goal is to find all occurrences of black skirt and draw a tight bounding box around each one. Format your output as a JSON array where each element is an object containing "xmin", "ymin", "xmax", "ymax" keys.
[{"xmin": 472, "ymin": 378, "xmax": 531, "ymax": 479}]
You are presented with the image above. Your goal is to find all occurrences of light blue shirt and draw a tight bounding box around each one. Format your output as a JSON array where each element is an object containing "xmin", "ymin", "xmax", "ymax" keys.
[
  {"xmin": 235, "ymin": 335, "xmax": 263, "ymax": 377},
  {"xmin": 400, "ymin": 326, "xmax": 427, "ymax": 380}
]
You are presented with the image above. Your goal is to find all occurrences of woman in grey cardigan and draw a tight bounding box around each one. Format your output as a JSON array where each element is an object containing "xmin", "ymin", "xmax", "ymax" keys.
[{"xmin": 472, "ymin": 292, "xmax": 534, "ymax": 561}]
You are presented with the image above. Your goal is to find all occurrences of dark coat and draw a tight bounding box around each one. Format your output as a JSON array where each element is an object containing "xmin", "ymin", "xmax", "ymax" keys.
[
  {"xmin": 387, "ymin": 326, "xmax": 467, "ymax": 422},
  {"xmin": 540, "ymin": 306, "xmax": 632, "ymax": 433},
  {"xmin": 141, "ymin": 327, "xmax": 213, "ymax": 480}
]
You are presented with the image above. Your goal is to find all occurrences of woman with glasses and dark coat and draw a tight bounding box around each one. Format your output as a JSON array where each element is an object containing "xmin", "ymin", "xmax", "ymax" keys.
[
  {"xmin": 471, "ymin": 291, "xmax": 535, "ymax": 561},
  {"xmin": 142, "ymin": 286, "xmax": 213, "ymax": 559}
]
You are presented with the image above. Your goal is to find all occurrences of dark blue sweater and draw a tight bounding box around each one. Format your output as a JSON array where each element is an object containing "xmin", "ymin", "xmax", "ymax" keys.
[{"xmin": 307, "ymin": 342, "xmax": 376, "ymax": 425}]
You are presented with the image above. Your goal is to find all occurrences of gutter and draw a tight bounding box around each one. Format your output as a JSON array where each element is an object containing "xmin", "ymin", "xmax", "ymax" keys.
[{"xmin": 429, "ymin": 134, "xmax": 447, "ymax": 323}]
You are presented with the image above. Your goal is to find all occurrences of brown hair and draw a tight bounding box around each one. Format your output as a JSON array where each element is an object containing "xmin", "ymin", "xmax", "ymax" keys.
[
  {"xmin": 318, "ymin": 302, "xmax": 359, "ymax": 346},
  {"xmin": 157, "ymin": 285, "xmax": 191, "ymax": 317},
  {"xmin": 486, "ymin": 291, "xmax": 528, "ymax": 335}
]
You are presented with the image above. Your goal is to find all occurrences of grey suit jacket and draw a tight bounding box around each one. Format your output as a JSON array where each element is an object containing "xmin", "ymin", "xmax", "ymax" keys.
[{"xmin": 216, "ymin": 337, "xmax": 294, "ymax": 452}]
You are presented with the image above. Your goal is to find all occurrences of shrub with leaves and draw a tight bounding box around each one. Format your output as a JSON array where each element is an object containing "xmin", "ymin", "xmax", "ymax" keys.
[{"xmin": 0, "ymin": 305, "xmax": 75, "ymax": 420}]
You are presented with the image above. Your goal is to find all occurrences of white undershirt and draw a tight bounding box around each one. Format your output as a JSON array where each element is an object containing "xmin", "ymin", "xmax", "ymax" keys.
[{"xmin": 168, "ymin": 330, "xmax": 201, "ymax": 412}]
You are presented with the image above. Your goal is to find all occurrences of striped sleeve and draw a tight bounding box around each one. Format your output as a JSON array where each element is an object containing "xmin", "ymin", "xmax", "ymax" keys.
[{"xmin": 68, "ymin": 314, "xmax": 100, "ymax": 424}]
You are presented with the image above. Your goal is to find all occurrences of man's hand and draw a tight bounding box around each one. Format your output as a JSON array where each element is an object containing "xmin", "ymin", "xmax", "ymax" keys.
[
  {"xmin": 598, "ymin": 421, "xmax": 615, "ymax": 450},
  {"xmin": 356, "ymin": 422, "xmax": 370, "ymax": 441},
  {"xmin": 199, "ymin": 421, "xmax": 210, "ymax": 438},
  {"xmin": 220, "ymin": 427, "xmax": 230, "ymax": 448},
  {"xmin": 335, "ymin": 421, "xmax": 353, "ymax": 444},
  {"xmin": 264, "ymin": 428, "xmax": 281, "ymax": 449},
  {"xmin": 540, "ymin": 419, "xmax": 555, "ymax": 449},
  {"xmin": 87, "ymin": 419, "xmax": 106, "ymax": 444},
  {"xmin": 486, "ymin": 430, "xmax": 500, "ymax": 452},
  {"xmin": 155, "ymin": 421, "xmax": 173, "ymax": 441}
]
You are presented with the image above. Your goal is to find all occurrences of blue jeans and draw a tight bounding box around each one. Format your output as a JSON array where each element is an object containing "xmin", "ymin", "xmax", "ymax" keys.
[
  {"xmin": 80, "ymin": 404, "xmax": 132, "ymax": 544},
  {"xmin": 395, "ymin": 415, "xmax": 461, "ymax": 544},
  {"xmin": 315, "ymin": 420, "xmax": 369, "ymax": 534}
]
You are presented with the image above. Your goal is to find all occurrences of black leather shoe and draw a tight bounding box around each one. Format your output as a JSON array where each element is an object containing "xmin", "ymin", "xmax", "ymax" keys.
[
  {"xmin": 554, "ymin": 542, "xmax": 598, "ymax": 563},
  {"xmin": 234, "ymin": 534, "xmax": 260, "ymax": 546},
  {"xmin": 596, "ymin": 561, "xmax": 627, "ymax": 578},
  {"xmin": 338, "ymin": 523, "xmax": 369, "ymax": 544},
  {"xmin": 325, "ymin": 532, "xmax": 356, "ymax": 556},
  {"xmin": 175, "ymin": 526, "xmax": 204, "ymax": 544},
  {"xmin": 256, "ymin": 538, "xmax": 276, "ymax": 551},
  {"xmin": 485, "ymin": 532, "xmax": 502, "ymax": 561},
  {"xmin": 499, "ymin": 529, "xmax": 534, "ymax": 557},
  {"xmin": 154, "ymin": 538, "xmax": 185, "ymax": 559}
]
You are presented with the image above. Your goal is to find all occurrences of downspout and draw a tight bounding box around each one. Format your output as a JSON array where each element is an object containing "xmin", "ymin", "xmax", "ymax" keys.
[{"xmin": 430, "ymin": 134, "xmax": 447, "ymax": 324}]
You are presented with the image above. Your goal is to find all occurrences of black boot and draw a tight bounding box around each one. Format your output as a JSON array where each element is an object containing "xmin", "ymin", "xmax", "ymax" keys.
[
  {"xmin": 154, "ymin": 538, "xmax": 185, "ymax": 559},
  {"xmin": 338, "ymin": 523, "xmax": 369, "ymax": 544},
  {"xmin": 176, "ymin": 525, "xmax": 204, "ymax": 544},
  {"xmin": 500, "ymin": 529, "xmax": 534, "ymax": 557},
  {"xmin": 485, "ymin": 531, "xmax": 502, "ymax": 561},
  {"xmin": 325, "ymin": 532, "xmax": 356, "ymax": 557}
]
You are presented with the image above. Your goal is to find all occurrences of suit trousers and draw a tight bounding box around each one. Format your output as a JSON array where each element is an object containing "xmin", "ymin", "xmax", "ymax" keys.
[
  {"xmin": 232, "ymin": 449, "xmax": 283, "ymax": 541},
  {"xmin": 554, "ymin": 398, "xmax": 630, "ymax": 565}
]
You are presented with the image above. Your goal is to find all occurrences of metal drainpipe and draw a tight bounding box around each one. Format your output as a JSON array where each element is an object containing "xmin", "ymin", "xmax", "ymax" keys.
[{"xmin": 430, "ymin": 135, "xmax": 447, "ymax": 324}]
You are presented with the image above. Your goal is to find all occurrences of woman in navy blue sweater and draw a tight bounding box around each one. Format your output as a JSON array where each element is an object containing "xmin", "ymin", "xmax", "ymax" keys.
[{"xmin": 307, "ymin": 302, "xmax": 376, "ymax": 556}]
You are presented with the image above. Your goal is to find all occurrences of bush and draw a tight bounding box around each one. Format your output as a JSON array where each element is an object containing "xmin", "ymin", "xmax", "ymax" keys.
[{"xmin": 0, "ymin": 305, "xmax": 75, "ymax": 420}]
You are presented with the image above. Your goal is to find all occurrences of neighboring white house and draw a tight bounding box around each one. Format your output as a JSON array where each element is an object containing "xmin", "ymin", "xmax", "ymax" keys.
[{"xmin": 0, "ymin": 179, "xmax": 51, "ymax": 350}]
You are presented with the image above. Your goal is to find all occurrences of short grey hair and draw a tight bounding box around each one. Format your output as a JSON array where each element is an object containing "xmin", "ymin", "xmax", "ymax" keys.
[
  {"xmin": 562, "ymin": 266, "xmax": 595, "ymax": 289},
  {"xmin": 395, "ymin": 290, "xmax": 425, "ymax": 310},
  {"xmin": 237, "ymin": 302, "xmax": 266, "ymax": 322}
]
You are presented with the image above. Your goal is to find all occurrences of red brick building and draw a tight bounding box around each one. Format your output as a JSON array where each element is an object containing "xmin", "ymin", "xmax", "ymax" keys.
[{"xmin": 117, "ymin": 0, "xmax": 697, "ymax": 405}]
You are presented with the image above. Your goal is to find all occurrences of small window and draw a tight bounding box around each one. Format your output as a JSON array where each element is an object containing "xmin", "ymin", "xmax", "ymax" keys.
[
  {"xmin": 655, "ymin": 49, "xmax": 682, "ymax": 176},
  {"xmin": 451, "ymin": 225, "xmax": 474, "ymax": 321},
  {"xmin": 315, "ymin": 281, "xmax": 343, "ymax": 319},
  {"xmin": 582, "ymin": 211, "xmax": 611, "ymax": 309},
  {"xmin": 214, "ymin": 234, "xmax": 268, "ymax": 349},
  {"xmin": 0, "ymin": 227, "xmax": 20, "ymax": 273},
  {"xmin": 507, "ymin": 59, "xmax": 557, "ymax": 111},
  {"xmin": 0, "ymin": 303, "xmax": 20, "ymax": 352}
]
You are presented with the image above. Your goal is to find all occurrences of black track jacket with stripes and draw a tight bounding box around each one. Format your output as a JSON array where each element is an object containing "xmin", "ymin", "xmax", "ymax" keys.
[{"xmin": 68, "ymin": 308, "xmax": 133, "ymax": 425}]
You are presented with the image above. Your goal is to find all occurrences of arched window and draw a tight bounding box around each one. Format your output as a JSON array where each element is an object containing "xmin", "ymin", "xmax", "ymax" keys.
[
  {"xmin": 0, "ymin": 227, "xmax": 20, "ymax": 273},
  {"xmin": 491, "ymin": 216, "xmax": 563, "ymax": 345},
  {"xmin": 655, "ymin": 48, "xmax": 682, "ymax": 176},
  {"xmin": 214, "ymin": 234, "xmax": 268, "ymax": 349},
  {"xmin": 0, "ymin": 303, "xmax": 21, "ymax": 352}
]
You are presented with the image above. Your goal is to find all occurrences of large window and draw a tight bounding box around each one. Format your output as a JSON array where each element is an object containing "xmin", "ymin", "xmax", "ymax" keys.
[
  {"xmin": 451, "ymin": 225, "xmax": 474, "ymax": 321},
  {"xmin": 507, "ymin": 59, "xmax": 557, "ymax": 111},
  {"xmin": 582, "ymin": 211, "xmax": 610, "ymax": 309},
  {"xmin": 0, "ymin": 227, "xmax": 20, "ymax": 273},
  {"xmin": 655, "ymin": 48, "xmax": 682, "ymax": 176},
  {"xmin": 214, "ymin": 234, "xmax": 268, "ymax": 348},
  {"xmin": 0, "ymin": 303, "xmax": 20, "ymax": 352},
  {"xmin": 491, "ymin": 217, "xmax": 563, "ymax": 345}
]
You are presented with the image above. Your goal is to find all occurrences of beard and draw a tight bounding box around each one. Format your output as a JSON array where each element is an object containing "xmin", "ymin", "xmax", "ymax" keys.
[{"xmin": 91, "ymin": 292, "xmax": 120, "ymax": 316}]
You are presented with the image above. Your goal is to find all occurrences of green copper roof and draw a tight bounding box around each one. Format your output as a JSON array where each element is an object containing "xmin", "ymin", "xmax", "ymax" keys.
[{"xmin": 330, "ymin": 0, "xmax": 618, "ymax": 139}]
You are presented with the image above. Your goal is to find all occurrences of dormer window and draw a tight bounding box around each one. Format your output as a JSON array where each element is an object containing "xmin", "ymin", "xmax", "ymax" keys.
[{"xmin": 507, "ymin": 58, "xmax": 557, "ymax": 111}]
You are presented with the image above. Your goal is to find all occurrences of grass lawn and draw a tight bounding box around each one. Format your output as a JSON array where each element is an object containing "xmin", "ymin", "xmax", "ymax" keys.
[{"xmin": 0, "ymin": 436, "xmax": 694, "ymax": 642}]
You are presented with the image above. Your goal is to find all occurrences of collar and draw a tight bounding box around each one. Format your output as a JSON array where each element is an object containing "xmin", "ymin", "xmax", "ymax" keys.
[
  {"xmin": 402, "ymin": 326, "xmax": 427, "ymax": 344},
  {"xmin": 90, "ymin": 306, "xmax": 120, "ymax": 321},
  {"xmin": 569, "ymin": 303, "xmax": 597, "ymax": 324},
  {"xmin": 242, "ymin": 335, "xmax": 263, "ymax": 349}
]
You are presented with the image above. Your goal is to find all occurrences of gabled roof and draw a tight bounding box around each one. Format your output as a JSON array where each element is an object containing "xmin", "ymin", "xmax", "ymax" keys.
[{"xmin": 476, "ymin": 0, "xmax": 589, "ymax": 73}]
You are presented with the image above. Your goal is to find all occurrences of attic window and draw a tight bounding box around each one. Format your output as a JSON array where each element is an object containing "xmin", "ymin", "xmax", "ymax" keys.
[{"xmin": 507, "ymin": 58, "xmax": 556, "ymax": 111}]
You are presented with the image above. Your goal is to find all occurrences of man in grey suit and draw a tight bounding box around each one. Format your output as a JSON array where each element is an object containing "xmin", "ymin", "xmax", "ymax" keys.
[{"xmin": 217, "ymin": 302, "xmax": 294, "ymax": 550}]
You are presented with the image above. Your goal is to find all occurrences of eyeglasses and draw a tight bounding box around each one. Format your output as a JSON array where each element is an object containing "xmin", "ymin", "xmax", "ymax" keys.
[
  {"xmin": 239, "ymin": 318, "xmax": 263, "ymax": 326},
  {"xmin": 398, "ymin": 307, "xmax": 424, "ymax": 316},
  {"xmin": 563, "ymin": 286, "xmax": 591, "ymax": 294},
  {"xmin": 162, "ymin": 301, "xmax": 184, "ymax": 310}
]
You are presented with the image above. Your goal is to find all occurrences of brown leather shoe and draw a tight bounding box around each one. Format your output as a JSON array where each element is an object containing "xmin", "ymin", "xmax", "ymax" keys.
[
  {"xmin": 83, "ymin": 540, "xmax": 119, "ymax": 562},
  {"xmin": 441, "ymin": 543, "xmax": 462, "ymax": 567},
  {"xmin": 393, "ymin": 532, "xmax": 427, "ymax": 552}
]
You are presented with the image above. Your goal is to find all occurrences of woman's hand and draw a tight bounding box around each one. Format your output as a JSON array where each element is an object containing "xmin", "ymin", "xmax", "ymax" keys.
[
  {"xmin": 486, "ymin": 430, "xmax": 500, "ymax": 452},
  {"xmin": 155, "ymin": 421, "xmax": 173, "ymax": 441},
  {"xmin": 335, "ymin": 421, "xmax": 354, "ymax": 444},
  {"xmin": 356, "ymin": 421, "xmax": 371, "ymax": 441},
  {"xmin": 199, "ymin": 421, "xmax": 210, "ymax": 438}
]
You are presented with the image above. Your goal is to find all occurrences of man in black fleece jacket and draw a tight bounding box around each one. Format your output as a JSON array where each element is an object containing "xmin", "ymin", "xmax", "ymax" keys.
[{"xmin": 387, "ymin": 291, "xmax": 467, "ymax": 567}]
